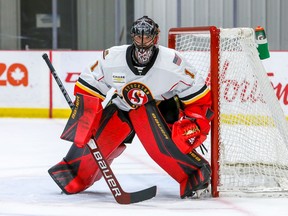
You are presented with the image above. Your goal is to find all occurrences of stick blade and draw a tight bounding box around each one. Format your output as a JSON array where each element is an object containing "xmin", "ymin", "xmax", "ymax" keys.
[{"xmin": 116, "ymin": 186, "xmax": 157, "ymax": 204}]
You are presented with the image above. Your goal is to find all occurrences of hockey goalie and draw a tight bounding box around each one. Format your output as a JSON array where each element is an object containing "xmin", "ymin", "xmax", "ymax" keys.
[{"xmin": 48, "ymin": 16, "xmax": 214, "ymax": 199}]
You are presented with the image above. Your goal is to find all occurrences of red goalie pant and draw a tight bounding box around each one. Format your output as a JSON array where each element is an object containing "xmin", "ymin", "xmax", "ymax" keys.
[
  {"xmin": 129, "ymin": 101, "xmax": 211, "ymax": 198},
  {"xmin": 48, "ymin": 104, "xmax": 134, "ymax": 194}
]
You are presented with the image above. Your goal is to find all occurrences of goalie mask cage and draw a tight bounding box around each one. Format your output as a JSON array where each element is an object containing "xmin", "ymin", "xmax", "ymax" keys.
[{"xmin": 168, "ymin": 26, "xmax": 288, "ymax": 197}]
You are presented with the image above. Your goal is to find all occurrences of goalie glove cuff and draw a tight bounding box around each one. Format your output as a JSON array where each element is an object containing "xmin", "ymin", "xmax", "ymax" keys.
[{"xmin": 184, "ymin": 106, "xmax": 214, "ymax": 135}]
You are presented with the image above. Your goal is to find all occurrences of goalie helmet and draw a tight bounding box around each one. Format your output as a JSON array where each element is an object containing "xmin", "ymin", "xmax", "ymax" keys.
[{"xmin": 130, "ymin": 16, "xmax": 160, "ymax": 66}]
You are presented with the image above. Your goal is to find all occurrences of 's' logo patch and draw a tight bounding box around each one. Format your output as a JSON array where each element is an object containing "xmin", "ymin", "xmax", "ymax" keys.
[{"xmin": 122, "ymin": 82, "xmax": 154, "ymax": 109}]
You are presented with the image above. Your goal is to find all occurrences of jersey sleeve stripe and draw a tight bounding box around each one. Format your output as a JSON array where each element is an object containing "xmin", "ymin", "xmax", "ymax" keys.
[
  {"xmin": 75, "ymin": 78, "xmax": 106, "ymax": 100},
  {"xmin": 180, "ymin": 85, "xmax": 210, "ymax": 105}
]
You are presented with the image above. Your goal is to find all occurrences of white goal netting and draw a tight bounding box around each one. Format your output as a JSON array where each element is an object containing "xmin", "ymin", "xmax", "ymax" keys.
[{"xmin": 170, "ymin": 27, "xmax": 288, "ymax": 196}]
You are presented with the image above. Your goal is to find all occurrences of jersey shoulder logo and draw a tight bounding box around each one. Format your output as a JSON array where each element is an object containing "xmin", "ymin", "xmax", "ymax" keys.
[{"xmin": 122, "ymin": 82, "xmax": 154, "ymax": 109}]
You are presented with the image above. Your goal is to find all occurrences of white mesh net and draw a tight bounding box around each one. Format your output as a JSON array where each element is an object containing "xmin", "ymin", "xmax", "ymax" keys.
[{"xmin": 171, "ymin": 27, "xmax": 288, "ymax": 196}]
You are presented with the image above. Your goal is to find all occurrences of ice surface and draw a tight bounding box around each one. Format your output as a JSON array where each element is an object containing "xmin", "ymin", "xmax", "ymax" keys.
[{"xmin": 0, "ymin": 118, "xmax": 287, "ymax": 216}]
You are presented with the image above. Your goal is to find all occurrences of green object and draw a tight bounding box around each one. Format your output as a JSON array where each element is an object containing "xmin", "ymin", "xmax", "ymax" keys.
[
  {"xmin": 255, "ymin": 26, "xmax": 270, "ymax": 60},
  {"xmin": 257, "ymin": 43, "xmax": 270, "ymax": 60}
]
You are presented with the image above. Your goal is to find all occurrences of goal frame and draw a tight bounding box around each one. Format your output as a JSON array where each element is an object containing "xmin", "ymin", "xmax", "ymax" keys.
[{"xmin": 168, "ymin": 26, "xmax": 222, "ymax": 197}]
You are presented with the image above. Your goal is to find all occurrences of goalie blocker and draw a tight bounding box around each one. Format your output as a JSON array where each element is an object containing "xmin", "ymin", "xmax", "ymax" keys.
[{"xmin": 49, "ymin": 94, "xmax": 211, "ymax": 198}]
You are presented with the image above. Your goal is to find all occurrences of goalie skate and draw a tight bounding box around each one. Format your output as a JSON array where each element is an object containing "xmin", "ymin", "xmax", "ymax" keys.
[
  {"xmin": 184, "ymin": 183, "xmax": 210, "ymax": 199},
  {"xmin": 195, "ymin": 183, "xmax": 210, "ymax": 198}
]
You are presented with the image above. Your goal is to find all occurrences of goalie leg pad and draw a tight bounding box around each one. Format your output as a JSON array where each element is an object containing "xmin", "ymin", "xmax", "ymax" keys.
[
  {"xmin": 48, "ymin": 144, "xmax": 98, "ymax": 194},
  {"xmin": 49, "ymin": 104, "xmax": 134, "ymax": 194},
  {"xmin": 48, "ymin": 143, "xmax": 126, "ymax": 194},
  {"xmin": 180, "ymin": 151, "xmax": 211, "ymax": 198},
  {"xmin": 129, "ymin": 101, "xmax": 211, "ymax": 198}
]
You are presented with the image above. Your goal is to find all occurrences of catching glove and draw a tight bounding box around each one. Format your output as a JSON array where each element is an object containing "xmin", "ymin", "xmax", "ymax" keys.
[{"xmin": 172, "ymin": 107, "xmax": 214, "ymax": 154}]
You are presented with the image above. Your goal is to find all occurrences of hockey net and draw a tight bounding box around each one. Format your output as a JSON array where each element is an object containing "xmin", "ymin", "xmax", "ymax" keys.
[{"xmin": 168, "ymin": 26, "xmax": 288, "ymax": 197}]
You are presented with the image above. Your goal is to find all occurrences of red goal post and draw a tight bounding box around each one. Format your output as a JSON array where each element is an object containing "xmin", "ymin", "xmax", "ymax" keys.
[
  {"xmin": 168, "ymin": 26, "xmax": 288, "ymax": 197},
  {"xmin": 169, "ymin": 26, "xmax": 220, "ymax": 197}
]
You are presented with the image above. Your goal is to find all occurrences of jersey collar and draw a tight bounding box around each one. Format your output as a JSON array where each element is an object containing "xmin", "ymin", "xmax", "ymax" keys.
[{"xmin": 126, "ymin": 45, "xmax": 159, "ymax": 76}]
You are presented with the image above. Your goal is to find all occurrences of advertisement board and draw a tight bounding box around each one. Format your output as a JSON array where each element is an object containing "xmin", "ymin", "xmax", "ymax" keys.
[{"xmin": 0, "ymin": 51, "xmax": 287, "ymax": 118}]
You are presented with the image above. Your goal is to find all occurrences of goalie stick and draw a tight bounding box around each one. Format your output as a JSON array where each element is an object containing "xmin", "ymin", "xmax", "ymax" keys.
[{"xmin": 42, "ymin": 53, "xmax": 157, "ymax": 204}]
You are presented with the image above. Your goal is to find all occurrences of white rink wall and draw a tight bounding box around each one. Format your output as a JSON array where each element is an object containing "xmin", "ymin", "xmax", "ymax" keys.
[
  {"xmin": 0, "ymin": 50, "xmax": 102, "ymax": 118},
  {"xmin": 0, "ymin": 50, "xmax": 287, "ymax": 118}
]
